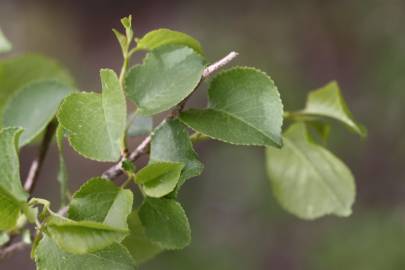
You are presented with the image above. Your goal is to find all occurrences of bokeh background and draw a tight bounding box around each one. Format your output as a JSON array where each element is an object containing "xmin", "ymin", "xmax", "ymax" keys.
[{"xmin": 1, "ymin": 0, "xmax": 405, "ymax": 269}]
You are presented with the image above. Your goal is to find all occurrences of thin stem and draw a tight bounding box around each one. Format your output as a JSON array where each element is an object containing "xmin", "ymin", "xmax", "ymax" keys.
[
  {"xmin": 24, "ymin": 121, "xmax": 57, "ymax": 193},
  {"xmin": 102, "ymin": 51, "xmax": 239, "ymax": 180}
]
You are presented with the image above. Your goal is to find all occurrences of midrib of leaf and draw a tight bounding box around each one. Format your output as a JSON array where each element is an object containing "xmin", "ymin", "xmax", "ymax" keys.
[{"xmin": 283, "ymin": 137, "xmax": 347, "ymax": 209}]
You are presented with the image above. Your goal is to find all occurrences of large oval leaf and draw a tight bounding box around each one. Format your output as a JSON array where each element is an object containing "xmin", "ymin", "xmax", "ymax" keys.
[
  {"xmin": 0, "ymin": 54, "xmax": 74, "ymax": 126},
  {"xmin": 57, "ymin": 69, "xmax": 126, "ymax": 161},
  {"xmin": 180, "ymin": 67, "xmax": 284, "ymax": 147},
  {"xmin": 139, "ymin": 198, "xmax": 191, "ymax": 250},
  {"xmin": 125, "ymin": 45, "xmax": 205, "ymax": 116},
  {"xmin": 266, "ymin": 123, "xmax": 355, "ymax": 220},
  {"xmin": 3, "ymin": 80, "xmax": 74, "ymax": 146}
]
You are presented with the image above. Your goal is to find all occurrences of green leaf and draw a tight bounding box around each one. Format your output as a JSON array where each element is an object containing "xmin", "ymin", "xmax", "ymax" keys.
[
  {"xmin": 300, "ymin": 81, "xmax": 366, "ymax": 137},
  {"xmin": 122, "ymin": 211, "xmax": 161, "ymax": 265},
  {"xmin": 139, "ymin": 198, "xmax": 191, "ymax": 249},
  {"xmin": 136, "ymin": 162, "xmax": 184, "ymax": 198},
  {"xmin": 136, "ymin": 28, "xmax": 203, "ymax": 55},
  {"xmin": 265, "ymin": 123, "xmax": 355, "ymax": 220},
  {"xmin": 0, "ymin": 54, "xmax": 74, "ymax": 127},
  {"xmin": 127, "ymin": 112, "xmax": 153, "ymax": 137},
  {"xmin": 125, "ymin": 45, "xmax": 205, "ymax": 115},
  {"xmin": 3, "ymin": 80, "xmax": 74, "ymax": 146},
  {"xmin": 57, "ymin": 69, "xmax": 126, "ymax": 161},
  {"xmin": 150, "ymin": 119, "xmax": 203, "ymax": 189},
  {"xmin": 180, "ymin": 67, "xmax": 284, "ymax": 147},
  {"xmin": 35, "ymin": 235, "xmax": 136, "ymax": 270},
  {"xmin": 113, "ymin": 15, "xmax": 134, "ymax": 56},
  {"xmin": 0, "ymin": 127, "xmax": 28, "ymax": 230},
  {"xmin": 56, "ymin": 125, "xmax": 69, "ymax": 207},
  {"xmin": 0, "ymin": 28, "xmax": 11, "ymax": 53},
  {"xmin": 68, "ymin": 178, "xmax": 133, "ymax": 230},
  {"xmin": 46, "ymin": 215, "xmax": 128, "ymax": 254}
]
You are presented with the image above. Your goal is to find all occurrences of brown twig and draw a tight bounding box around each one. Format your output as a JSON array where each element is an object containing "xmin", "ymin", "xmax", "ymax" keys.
[
  {"xmin": 24, "ymin": 121, "xmax": 57, "ymax": 193},
  {"xmin": 0, "ymin": 240, "xmax": 29, "ymax": 260},
  {"xmin": 102, "ymin": 51, "xmax": 239, "ymax": 180}
]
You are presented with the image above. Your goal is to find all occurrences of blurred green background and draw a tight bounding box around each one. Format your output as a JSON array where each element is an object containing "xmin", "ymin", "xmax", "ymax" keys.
[{"xmin": 1, "ymin": 0, "xmax": 405, "ymax": 269}]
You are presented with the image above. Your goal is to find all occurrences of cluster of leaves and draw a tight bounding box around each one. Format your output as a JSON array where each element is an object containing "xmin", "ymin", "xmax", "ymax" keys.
[{"xmin": 0, "ymin": 16, "xmax": 365, "ymax": 269}]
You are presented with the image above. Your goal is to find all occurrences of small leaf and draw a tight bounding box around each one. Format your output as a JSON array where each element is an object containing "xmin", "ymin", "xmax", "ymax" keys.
[
  {"xmin": 150, "ymin": 119, "xmax": 203, "ymax": 189},
  {"xmin": 125, "ymin": 45, "xmax": 205, "ymax": 115},
  {"xmin": 3, "ymin": 80, "xmax": 74, "ymax": 146},
  {"xmin": 56, "ymin": 125, "xmax": 69, "ymax": 207},
  {"xmin": 266, "ymin": 123, "xmax": 355, "ymax": 220},
  {"xmin": 122, "ymin": 211, "xmax": 161, "ymax": 265},
  {"xmin": 0, "ymin": 127, "xmax": 28, "ymax": 230},
  {"xmin": 0, "ymin": 28, "xmax": 12, "ymax": 53},
  {"xmin": 46, "ymin": 214, "xmax": 128, "ymax": 254},
  {"xmin": 68, "ymin": 178, "xmax": 133, "ymax": 230},
  {"xmin": 180, "ymin": 67, "xmax": 284, "ymax": 147},
  {"xmin": 0, "ymin": 54, "xmax": 74, "ymax": 127},
  {"xmin": 136, "ymin": 162, "xmax": 184, "ymax": 198},
  {"xmin": 127, "ymin": 112, "xmax": 153, "ymax": 137},
  {"xmin": 113, "ymin": 15, "xmax": 134, "ymax": 56},
  {"xmin": 301, "ymin": 81, "xmax": 366, "ymax": 137},
  {"xmin": 139, "ymin": 198, "xmax": 191, "ymax": 249},
  {"xmin": 35, "ymin": 235, "xmax": 136, "ymax": 270},
  {"xmin": 136, "ymin": 28, "xmax": 203, "ymax": 54},
  {"xmin": 58, "ymin": 69, "xmax": 126, "ymax": 161}
]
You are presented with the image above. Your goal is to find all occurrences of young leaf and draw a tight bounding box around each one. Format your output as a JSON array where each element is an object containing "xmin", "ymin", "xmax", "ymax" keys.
[
  {"xmin": 266, "ymin": 123, "xmax": 355, "ymax": 220},
  {"xmin": 3, "ymin": 80, "xmax": 74, "ymax": 146},
  {"xmin": 0, "ymin": 28, "xmax": 11, "ymax": 53},
  {"xmin": 113, "ymin": 15, "xmax": 134, "ymax": 57},
  {"xmin": 35, "ymin": 235, "xmax": 136, "ymax": 270},
  {"xmin": 56, "ymin": 125, "xmax": 69, "ymax": 207},
  {"xmin": 300, "ymin": 81, "xmax": 366, "ymax": 137},
  {"xmin": 150, "ymin": 119, "xmax": 203, "ymax": 189},
  {"xmin": 0, "ymin": 54, "xmax": 74, "ymax": 127},
  {"xmin": 45, "ymin": 215, "xmax": 128, "ymax": 254},
  {"xmin": 125, "ymin": 45, "xmax": 205, "ymax": 115},
  {"xmin": 122, "ymin": 211, "xmax": 161, "ymax": 265},
  {"xmin": 68, "ymin": 178, "xmax": 133, "ymax": 230},
  {"xmin": 180, "ymin": 67, "xmax": 284, "ymax": 147},
  {"xmin": 139, "ymin": 198, "xmax": 191, "ymax": 250},
  {"xmin": 0, "ymin": 127, "xmax": 28, "ymax": 230},
  {"xmin": 136, "ymin": 28, "xmax": 203, "ymax": 55},
  {"xmin": 127, "ymin": 112, "xmax": 153, "ymax": 137},
  {"xmin": 135, "ymin": 162, "xmax": 184, "ymax": 198},
  {"xmin": 57, "ymin": 69, "xmax": 126, "ymax": 161}
]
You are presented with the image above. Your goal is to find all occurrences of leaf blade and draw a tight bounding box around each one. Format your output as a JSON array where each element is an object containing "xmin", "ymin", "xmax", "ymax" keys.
[
  {"xmin": 266, "ymin": 123, "xmax": 355, "ymax": 219},
  {"xmin": 180, "ymin": 67, "xmax": 284, "ymax": 147},
  {"xmin": 125, "ymin": 45, "xmax": 205, "ymax": 115},
  {"xmin": 139, "ymin": 198, "xmax": 191, "ymax": 250},
  {"xmin": 136, "ymin": 28, "xmax": 203, "ymax": 54}
]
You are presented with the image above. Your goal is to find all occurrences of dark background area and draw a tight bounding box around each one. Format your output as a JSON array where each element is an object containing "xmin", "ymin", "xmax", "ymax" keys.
[{"xmin": 1, "ymin": 0, "xmax": 405, "ymax": 269}]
